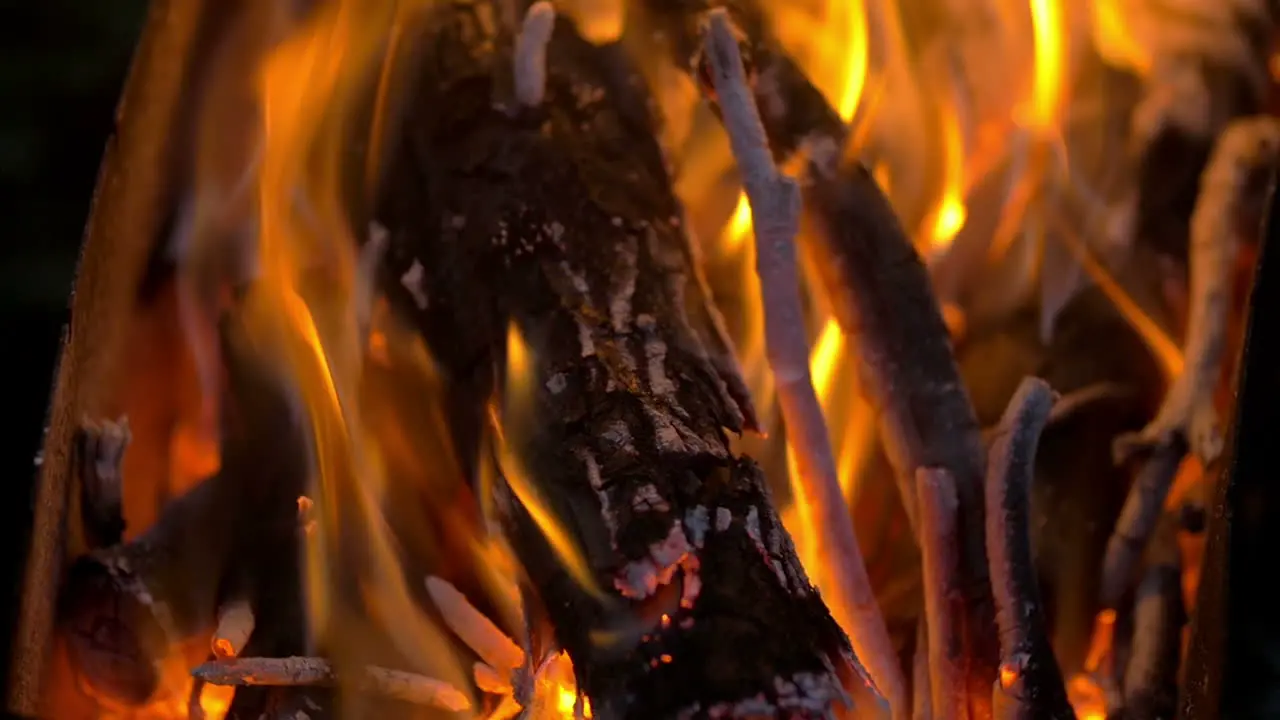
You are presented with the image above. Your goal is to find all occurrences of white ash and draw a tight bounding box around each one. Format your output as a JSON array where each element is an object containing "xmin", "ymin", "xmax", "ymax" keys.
[
  {"xmin": 614, "ymin": 521, "xmax": 692, "ymax": 600},
  {"xmin": 609, "ymin": 237, "xmax": 640, "ymax": 332},
  {"xmin": 638, "ymin": 314, "xmax": 678, "ymax": 399},
  {"xmin": 631, "ymin": 484, "xmax": 671, "ymax": 513},
  {"xmin": 601, "ymin": 420, "xmax": 637, "ymax": 454},
  {"xmin": 714, "ymin": 507, "xmax": 732, "ymax": 532},
  {"xmin": 545, "ymin": 373, "xmax": 568, "ymax": 395},
  {"xmin": 685, "ymin": 506, "xmax": 711, "ymax": 547},
  {"xmin": 513, "ymin": 2, "xmax": 556, "ymax": 107},
  {"xmin": 400, "ymin": 260, "xmax": 429, "ymax": 310}
]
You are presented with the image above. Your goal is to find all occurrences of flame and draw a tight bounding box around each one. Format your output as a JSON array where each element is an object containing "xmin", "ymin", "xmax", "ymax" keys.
[
  {"xmin": 1089, "ymin": 0, "xmax": 1152, "ymax": 76},
  {"xmin": 1027, "ymin": 0, "xmax": 1067, "ymax": 131},
  {"xmin": 494, "ymin": 322, "xmax": 605, "ymax": 599},
  {"xmin": 928, "ymin": 104, "xmax": 969, "ymax": 253}
]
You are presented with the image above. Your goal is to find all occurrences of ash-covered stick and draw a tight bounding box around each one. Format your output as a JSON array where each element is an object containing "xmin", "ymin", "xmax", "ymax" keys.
[
  {"xmin": 424, "ymin": 575, "xmax": 523, "ymax": 673},
  {"xmin": 1099, "ymin": 437, "xmax": 1187, "ymax": 610},
  {"xmin": 77, "ymin": 416, "xmax": 130, "ymax": 549},
  {"xmin": 1116, "ymin": 116, "xmax": 1280, "ymax": 466},
  {"xmin": 631, "ymin": 0, "xmax": 845, "ymax": 161},
  {"xmin": 212, "ymin": 599, "xmax": 256, "ymax": 659},
  {"xmin": 915, "ymin": 468, "xmax": 965, "ymax": 719},
  {"xmin": 193, "ymin": 657, "xmax": 472, "ymax": 712},
  {"xmin": 514, "ymin": 2, "xmax": 557, "ymax": 107},
  {"xmin": 803, "ymin": 143, "xmax": 994, "ymax": 711},
  {"xmin": 985, "ymin": 378, "xmax": 1073, "ymax": 720},
  {"xmin": 702, "ymin": 9, "xmax": 904, "ymax": 713},
  {"xmin": 1121, "ymin": 513, "xmax": 1185, "ymax": 720}
]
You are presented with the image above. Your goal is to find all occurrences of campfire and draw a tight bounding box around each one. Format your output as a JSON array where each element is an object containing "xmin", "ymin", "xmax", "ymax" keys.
[{"xmin": 9, "ymin": 0, "xmax": 1278, "ymax": 717}]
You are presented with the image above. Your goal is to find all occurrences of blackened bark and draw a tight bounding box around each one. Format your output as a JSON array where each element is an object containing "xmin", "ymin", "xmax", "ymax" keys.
[
  {"xmin": 803, "ymin": 157, "xmax": 996, "ymax": 717},
  {"xmin": 376, "ymin": 6, "xmax": 862, "ymax": 718}
]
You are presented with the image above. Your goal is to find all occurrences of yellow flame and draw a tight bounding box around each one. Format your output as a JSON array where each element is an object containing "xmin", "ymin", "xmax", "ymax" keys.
[
  {"xmin": 246, "ymin": 0, "xmax": 472, "ymax": 703},
  {"xmin": 1028, "ymin": 0, "xmax": 1067, "ymax": 130},
  {"xmin": 929, "ymin": 105, "xmax": 969, "ymax": 252},
  {"xmin": 1090, "ymin": 0, "xmax": 1152, "ymax": 76},
  {"xmin": 497, "ymin": 323, "xmax": 607, "ymax": 599}
]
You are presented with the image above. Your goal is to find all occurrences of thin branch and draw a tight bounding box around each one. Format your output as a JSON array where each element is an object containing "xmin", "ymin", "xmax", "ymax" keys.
[
  {"xmin": 1099, "ymin": 437, "xmax": 1187, "ymax": 610},
  {"xmin": 986, "ymin": 377, "xmax": 1073, "ymax": 720},
  {"xmin": 1122, "ymin": 514, "xmax": 1185, "ymax": 719},
  {"xmin": 700, "ymin": 9, "xmax": 903, "ymax": 714},
  {"xmin": 514, "ymin": 2, "xmax": 557, "ymax": 107},
  {"xmin": 78, "ymin": 416, "xmax": 130, "ymax": 549},
  {"xmin": 915, "ymin": 468, "xmax": 964, "ymax": 720},
  {"xmin": 424, "ymin": 575, "xmax": 524, "ymax": 672},
  {"xmin": 911, "ymin": 619, "xmax": 932, "ymax": 720},
  {"xmin": 192, "ymin": 657, "xmax": 471, "ymax": 712},
  {"xmin": 1116, "ymin": 115, "xmax": 1280, "ymax": 466}
]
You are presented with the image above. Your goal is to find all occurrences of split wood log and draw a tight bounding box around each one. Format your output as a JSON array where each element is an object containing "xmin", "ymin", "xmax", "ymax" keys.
[
  {"xmin": 58, "ymin": 314, "xmax": 310, "ymax": 706},
  {"xmin": 375, "ymin": 4, "xmax": 872, "ymax": 717},
  {"xmin": 984, "ymin": 378, "xmax": 1072, "ymax": 720}
]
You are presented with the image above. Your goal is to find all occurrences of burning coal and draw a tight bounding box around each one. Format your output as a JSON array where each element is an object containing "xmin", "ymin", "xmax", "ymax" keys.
[{"xmin": 10, "ymin": 0, "xmax": 1279, "ymax": 718}]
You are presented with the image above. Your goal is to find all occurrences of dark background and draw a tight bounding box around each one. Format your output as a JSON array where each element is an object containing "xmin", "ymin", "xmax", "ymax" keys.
[{"xmin": 0, "ymin": 1, "xmax": 151, "ymax": 688}]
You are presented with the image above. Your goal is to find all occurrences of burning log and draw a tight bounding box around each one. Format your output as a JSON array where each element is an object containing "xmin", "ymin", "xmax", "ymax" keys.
[
  {"xmin": 192, "ymin": 656, "xmax": 472, "ymax": 711},
  {"xmin": 375, "ymin": 4, "xmax": 866, "ymax": 717},
  {"xmin": 58, "ymin": 315, "xmax": 310, "ymax": 706},
  {"xmin": 984, "ymin": 377, "xmax": 1073, "ymax": 720},
  {"xmin": 701, "ymin": 9, "xmax": 903, "ymax": 713},
  {"xmin": 1118, "ymin": 116, "xmax": 1280, "ymax": 467}
]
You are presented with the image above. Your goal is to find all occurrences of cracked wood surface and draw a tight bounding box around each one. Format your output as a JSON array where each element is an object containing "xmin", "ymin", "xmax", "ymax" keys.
[{"xmin": 375, "ymin": 4, "xmax": 865, "ymax": 717}]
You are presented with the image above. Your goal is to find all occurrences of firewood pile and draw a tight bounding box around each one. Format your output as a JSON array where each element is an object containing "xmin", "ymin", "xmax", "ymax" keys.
[{"xmin": 8, "ymin": 0, "xmax": 1280, "ymax": 718}]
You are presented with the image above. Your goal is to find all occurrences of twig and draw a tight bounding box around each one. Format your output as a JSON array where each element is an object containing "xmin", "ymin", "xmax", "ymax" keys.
[
  {"xmin": 192, "ymin": 657, "xmax": 471, "ymax": 712},
  {"xmin": 1122, "ymin": 513, "xmax": 1185, "ymax": 719},
  {"xmin": 915, "ymin": 468, "xmax": 964, "ymax": 720},
  {"xmin": 1116, "ymin": 116, "xmax": 1280, "ymax": 466},
  {"xmin": 985, "ymin": 378, "xmax": 1073, "ymax": 720},
  {"xmin": 77, "ymin": 416, "xmax": 130, "ymax": 549},
  {"xmin": 424, "ymin": 576, "xmax": 523, "ymax": 672},
  {"xmin": 1099, "ymin": 436, "xmax": 1187, "ymax": 610},
  {"xmin": 212, "ymin": 599, "xmax": 256, "ymax": 659},
  {"xmin": 514, "ymin": 2, "xmax": 557, "ymax": 107},
  {"xmin": 701, "ymin": 9, "xmax": 903, "ymax": 714}
]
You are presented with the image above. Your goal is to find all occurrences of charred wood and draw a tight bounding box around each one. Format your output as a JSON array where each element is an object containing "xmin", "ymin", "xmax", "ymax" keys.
[
  {"xmin": 802, "ymin": 151, "xmax": 995, "ymax": 716},
  {"xmin": 1121, "ymin": 513, "xmax": 1184, "ymax": 720},
  {"xmin": 1100, "ymin": 438, "xmax": 1187, "ymax": 611},
  {"xmin": 57, "ymin": 313, "xmax": 310, "ymax": 707},
  {"xmin": 984, "ymin": 378, "xmax": 1072, "ymax": 720},
  {"xmin": 376, "ymin": 5, "xmax": 862, "ymax": 717}
]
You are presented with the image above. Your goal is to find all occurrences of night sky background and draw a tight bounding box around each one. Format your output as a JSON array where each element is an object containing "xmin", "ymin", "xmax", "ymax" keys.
[{"xmin": 0, "ymin": 1, "xmax": 151, "ymax": 689}]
